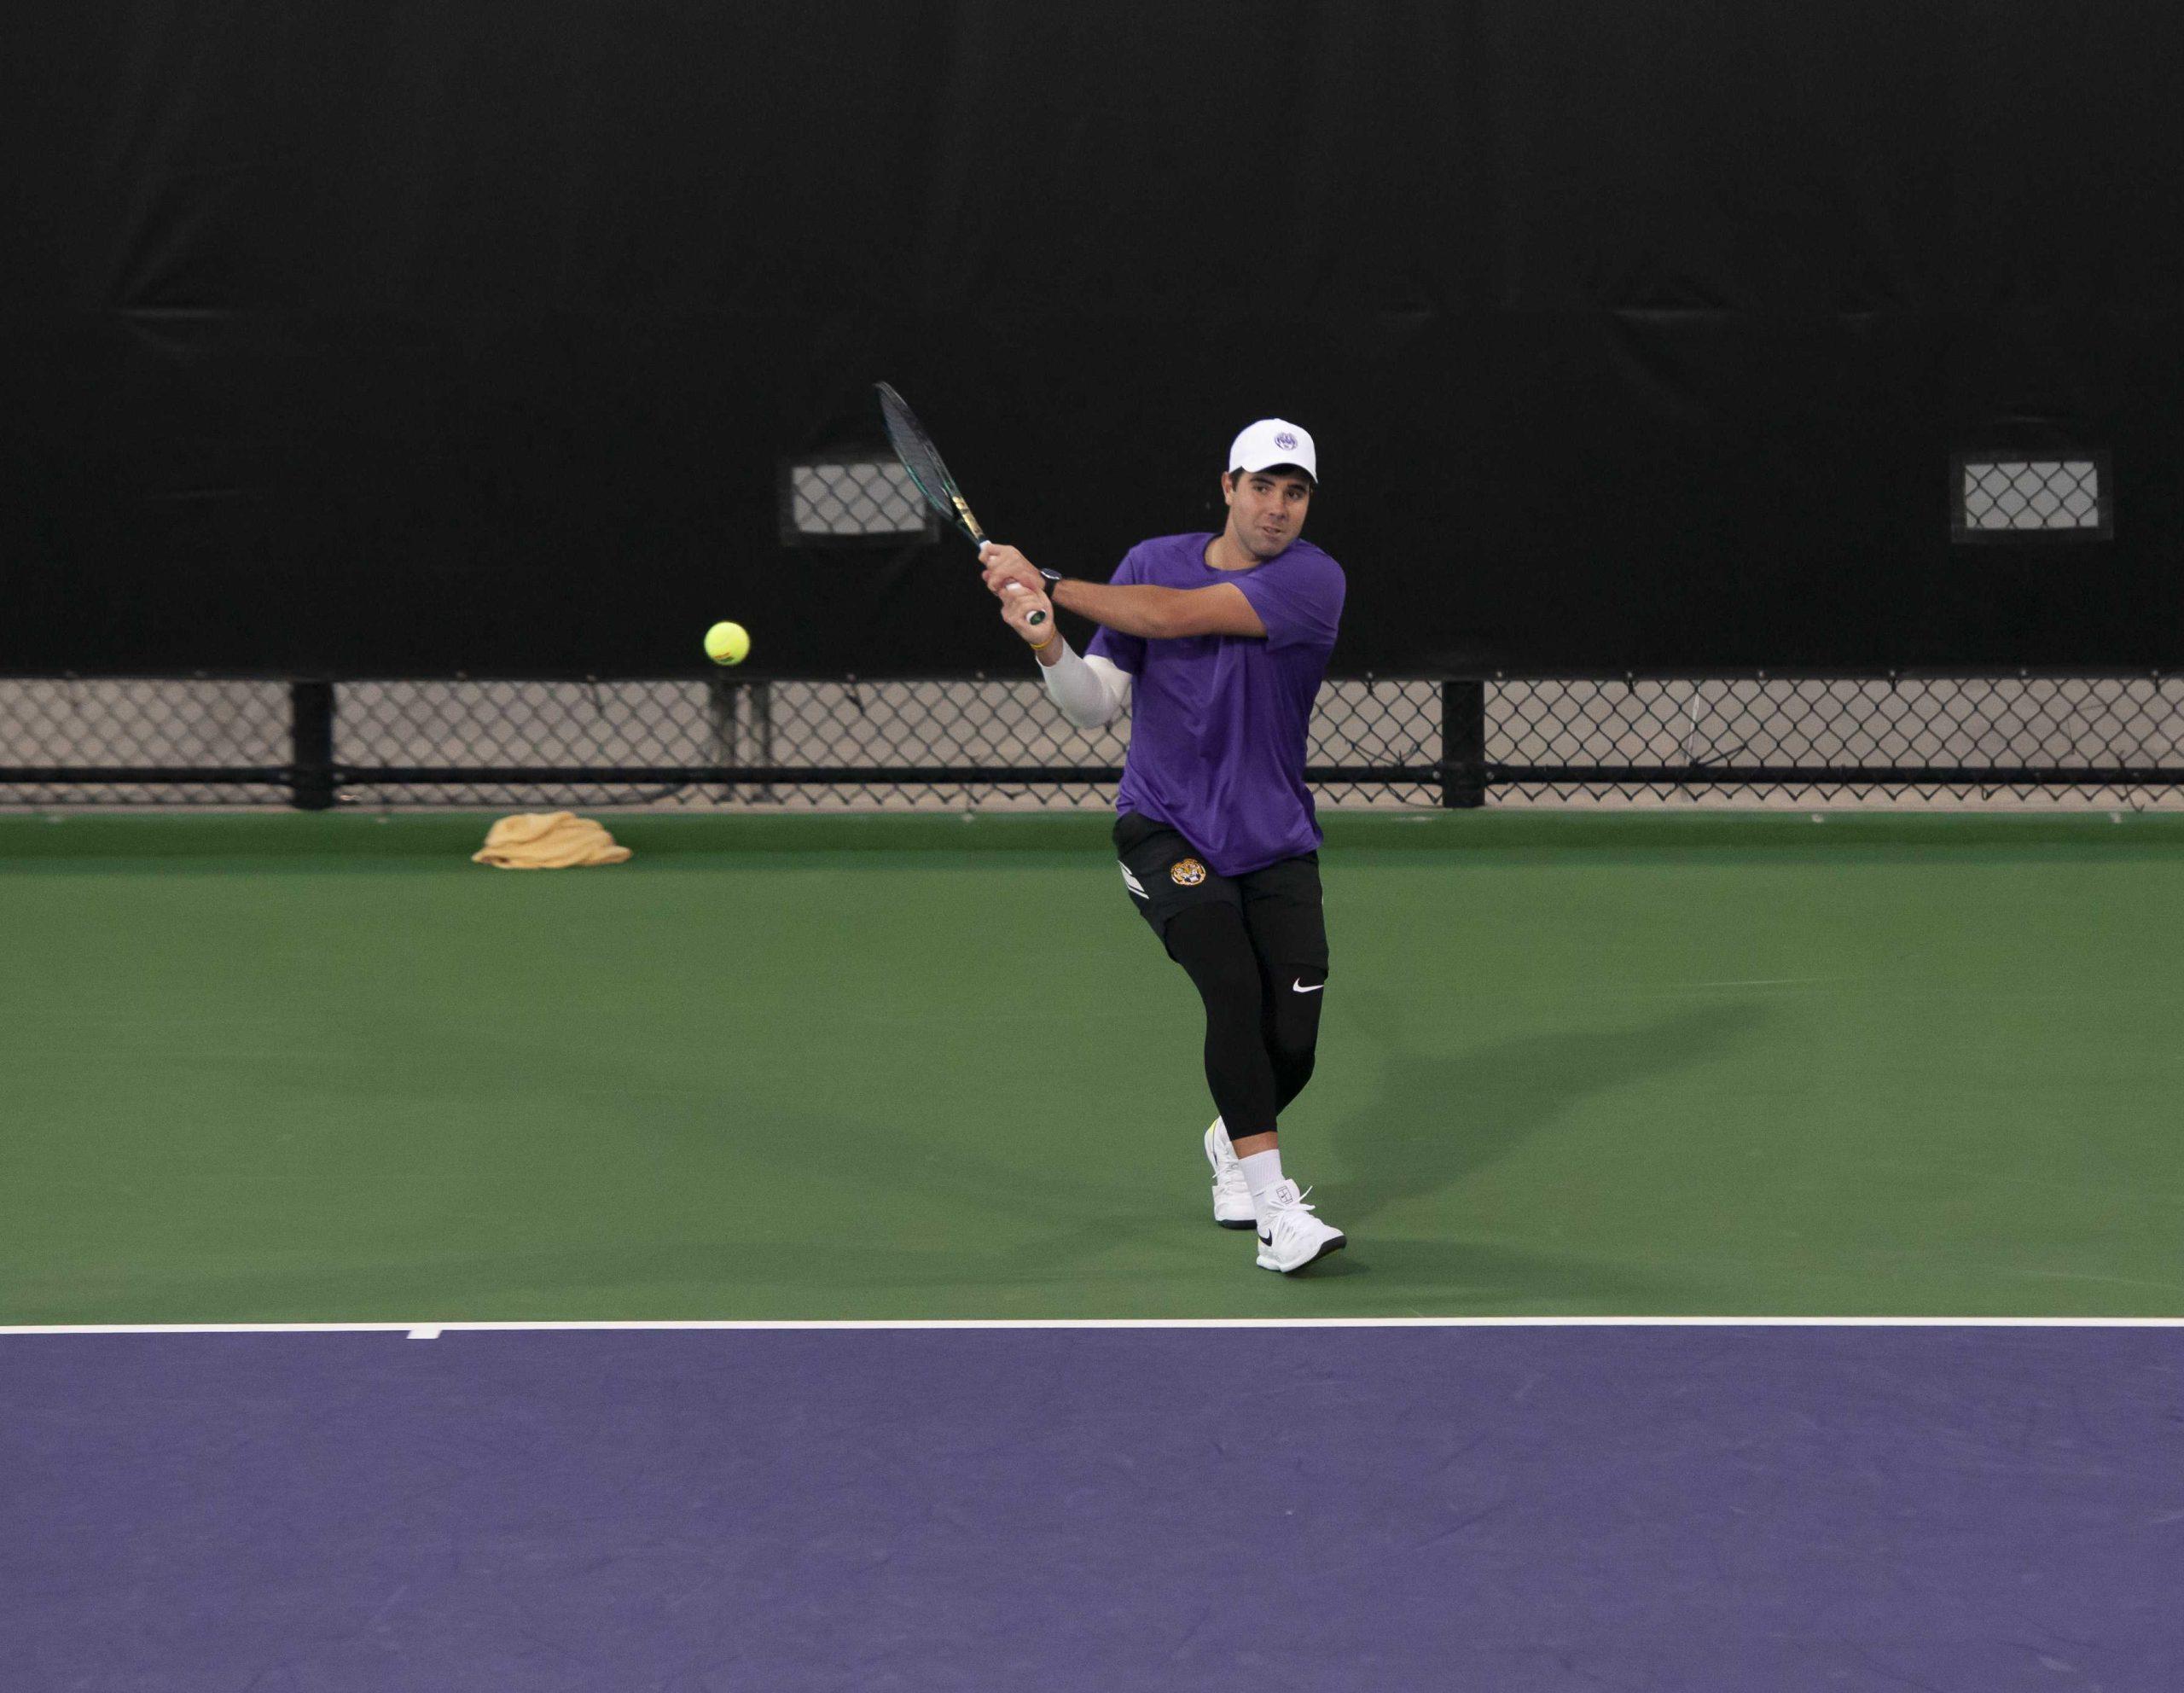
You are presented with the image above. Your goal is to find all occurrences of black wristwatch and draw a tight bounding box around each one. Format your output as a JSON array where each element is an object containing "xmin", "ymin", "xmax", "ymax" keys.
[{"xmin": 1038, "ymin": 568, "xmax": 1065, "ymax": 598}]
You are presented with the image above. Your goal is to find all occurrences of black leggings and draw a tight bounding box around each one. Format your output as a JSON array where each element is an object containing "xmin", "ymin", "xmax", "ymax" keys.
[{"xmin": 1162, "ymin": 900, "xmax": 1327, "ymax": 1139}]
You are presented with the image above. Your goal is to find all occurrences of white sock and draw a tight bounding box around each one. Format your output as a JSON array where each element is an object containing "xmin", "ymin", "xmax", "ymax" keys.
[{"xmin": 1240, "ymin": 1149, "xmax": 1287, "ymax": 1225}]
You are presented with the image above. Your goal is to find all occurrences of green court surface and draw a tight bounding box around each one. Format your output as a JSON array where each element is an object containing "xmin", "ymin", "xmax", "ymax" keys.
[{"xmin": 3, "ymin": 811, "xmax": 2181, "ymax": 1324}]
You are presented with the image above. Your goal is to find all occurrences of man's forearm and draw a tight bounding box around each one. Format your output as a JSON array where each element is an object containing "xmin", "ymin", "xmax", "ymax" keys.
[{"xmin": 1051, "ymin": 579, "xmax": 1193, "ymax": 639}]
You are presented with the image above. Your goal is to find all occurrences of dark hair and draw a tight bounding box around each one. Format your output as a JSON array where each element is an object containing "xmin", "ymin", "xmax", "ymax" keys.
[{"xmin": 1227, "ymin": 464, "xmax": 1316, "ymax": 489}]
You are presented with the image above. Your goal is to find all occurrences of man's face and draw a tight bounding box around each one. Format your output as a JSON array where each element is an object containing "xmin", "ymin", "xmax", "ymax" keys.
[{"xmin": 1223, "ymin": 467, "xmax": 1313, "ymax": 560}]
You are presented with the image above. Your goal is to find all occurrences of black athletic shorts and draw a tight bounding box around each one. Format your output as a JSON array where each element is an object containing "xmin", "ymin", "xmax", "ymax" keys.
[{"xmin": 1112, "ymin": 810, "xmax": 1329, "ymax": 972}]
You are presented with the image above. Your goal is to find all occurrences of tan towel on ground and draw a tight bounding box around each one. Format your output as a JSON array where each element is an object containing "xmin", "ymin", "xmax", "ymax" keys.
[{"xmin": 472, "ymin": 812, "xmax": 632, "ymax": 869}]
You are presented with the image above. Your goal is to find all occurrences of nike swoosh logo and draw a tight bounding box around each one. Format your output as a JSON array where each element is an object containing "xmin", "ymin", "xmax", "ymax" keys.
[{"xmin": 1292, "ymin": 980, "xmax": 1324, "ymax": 993}]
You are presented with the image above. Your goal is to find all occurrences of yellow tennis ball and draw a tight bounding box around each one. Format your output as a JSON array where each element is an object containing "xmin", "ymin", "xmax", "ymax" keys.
[{"xmin": 704, "ymin": 620, "xmax": 750, "ymax": 666}]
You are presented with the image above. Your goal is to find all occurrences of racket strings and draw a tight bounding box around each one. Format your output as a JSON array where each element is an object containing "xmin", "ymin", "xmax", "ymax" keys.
[{"xmin": 876, "ymin": 384, "xmax": 960, "ymax": 511}]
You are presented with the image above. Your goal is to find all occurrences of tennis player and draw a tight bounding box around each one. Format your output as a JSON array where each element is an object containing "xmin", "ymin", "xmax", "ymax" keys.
[{"xmin": 978, "ymin": 420, "xmax": 1346, "ymax": 1273}]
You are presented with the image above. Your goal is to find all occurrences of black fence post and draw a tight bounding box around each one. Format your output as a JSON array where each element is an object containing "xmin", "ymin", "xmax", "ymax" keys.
[
  {"xmin": 1441, "ymin": 678, "xmax": 1487, "ymax": 808},
  {"xmin": 749, "ymin": 678, "xmax": 778, "ymax": 804},
  {"xmin": 289, "ymin": 680, "xmax": 336, "ymax": 811},
  {"xmin": 704, "ymin": 672, "xmax": 737, "ymax": 803}
]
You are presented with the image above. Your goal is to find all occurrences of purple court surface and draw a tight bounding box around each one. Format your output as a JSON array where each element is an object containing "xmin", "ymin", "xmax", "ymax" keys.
[{"xmin": 3, "ymin": 1324, "xmax": 2179, "ymax": 1691}]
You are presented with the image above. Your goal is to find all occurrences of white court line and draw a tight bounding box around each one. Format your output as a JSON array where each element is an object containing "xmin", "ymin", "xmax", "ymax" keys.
[{"xmin": 3, "ymin": 1316, "xmax": 2182, "ymax": 1336}]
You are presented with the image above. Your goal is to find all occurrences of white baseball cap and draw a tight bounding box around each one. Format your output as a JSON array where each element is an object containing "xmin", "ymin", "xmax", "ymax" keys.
[{"xmin": 1228, "ymin": 417, "xmax": 1317, "ymax": 484}]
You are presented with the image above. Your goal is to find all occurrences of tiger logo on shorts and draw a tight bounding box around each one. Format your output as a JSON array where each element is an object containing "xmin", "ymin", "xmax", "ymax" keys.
[{"xmin": 1170, "ymin": 857, "xmax": 1207, "ymax": 887}]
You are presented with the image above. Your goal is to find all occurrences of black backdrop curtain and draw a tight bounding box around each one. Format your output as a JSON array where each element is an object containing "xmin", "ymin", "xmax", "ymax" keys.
[{"xmin": 3, "ymin": 2, "xmax": 2179, "ymax": 678}]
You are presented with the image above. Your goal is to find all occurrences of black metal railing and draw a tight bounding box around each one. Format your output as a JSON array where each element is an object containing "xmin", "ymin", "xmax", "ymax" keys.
[{"xmin": 4, "ymin": 673, "xmax": 2183, "ymax": 810}]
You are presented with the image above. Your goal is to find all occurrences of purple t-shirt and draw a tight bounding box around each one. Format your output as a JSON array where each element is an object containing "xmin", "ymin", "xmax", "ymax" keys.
[{"xmin": 1088, "ymin": 532, "xmax": 1345, "ymax": 876}]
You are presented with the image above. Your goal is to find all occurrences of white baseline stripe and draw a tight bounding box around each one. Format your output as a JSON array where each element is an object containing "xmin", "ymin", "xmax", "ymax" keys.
[{"xmin": 3, "ymin": 1317, "xmax": 2182, "ymax": 1336}]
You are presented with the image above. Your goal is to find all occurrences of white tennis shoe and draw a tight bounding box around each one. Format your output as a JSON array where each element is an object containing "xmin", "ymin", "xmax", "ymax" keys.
[
  {"xmin": 1204, "ymin": 1118, "xmax": 1256, "ymax": 1229},
  {"xmin": 1254, "ymin": 1180, "xmax": 1346, "ymax": 1274}
]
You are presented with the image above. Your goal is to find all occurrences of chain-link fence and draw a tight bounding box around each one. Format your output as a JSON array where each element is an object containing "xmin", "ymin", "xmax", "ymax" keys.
[
  {"xmin": 1488, "ymin": 675, "xmax": 2184, "ymax": 807},
  {"xmin": 1953, "ymin": 455, "xmax": 2110, "ymax": 538},
  {"xmin": 5, "ymin": 673, "xmax": 2184, "ymax": 810}
]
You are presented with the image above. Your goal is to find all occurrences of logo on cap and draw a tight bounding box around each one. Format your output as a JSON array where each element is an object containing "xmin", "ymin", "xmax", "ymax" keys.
[{"xmin": 1274, "ymin": 432, "xmax": 1298, "ymax": 451}]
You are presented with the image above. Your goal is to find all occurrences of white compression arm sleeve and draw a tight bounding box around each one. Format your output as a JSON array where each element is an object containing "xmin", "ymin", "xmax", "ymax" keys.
[{"xmin": 1039, "ymin": 642, "xmax": 1132, "ymax": 729}]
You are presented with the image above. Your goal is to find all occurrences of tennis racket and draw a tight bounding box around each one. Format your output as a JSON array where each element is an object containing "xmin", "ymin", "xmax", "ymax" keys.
[{"xmin": 875, "ymin": 381, "xmax": 1047, "ymax": 626}]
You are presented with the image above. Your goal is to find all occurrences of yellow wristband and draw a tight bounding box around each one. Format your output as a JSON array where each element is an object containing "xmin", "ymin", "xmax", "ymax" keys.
[{"xmin": 1026, "ymin": 629, "xmax": 1056, "ymax": 652}]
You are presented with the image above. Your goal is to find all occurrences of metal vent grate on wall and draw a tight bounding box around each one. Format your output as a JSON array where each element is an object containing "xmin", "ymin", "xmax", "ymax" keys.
[
  {"xmin": 779, "ymin": 454, "xmax": 937, "ymax": 545},
  {"xmin": 1953, "ymin": 453, "xmax": 2110, "ymax": 540}
]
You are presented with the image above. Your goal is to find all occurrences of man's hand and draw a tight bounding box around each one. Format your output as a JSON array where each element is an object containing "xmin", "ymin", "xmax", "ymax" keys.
[
  {"xmin": 979, "ymin": 543, "xmax": 1044, "ymax": 603},
  {"xmin": 997, "ymin": 580, "xmax": 1055, "ymax": 646}
]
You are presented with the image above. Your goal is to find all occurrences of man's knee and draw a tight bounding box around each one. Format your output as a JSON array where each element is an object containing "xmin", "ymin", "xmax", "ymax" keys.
[{"xmin": 1266, "ymin": 962, "xmax": 1325, "ymax": 1068}]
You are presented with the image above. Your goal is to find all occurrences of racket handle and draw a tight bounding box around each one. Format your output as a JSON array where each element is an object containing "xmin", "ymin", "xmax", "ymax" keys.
[{"xmin": 1002, "ymin": 582, "xmax": 1050, "ymax": 628}]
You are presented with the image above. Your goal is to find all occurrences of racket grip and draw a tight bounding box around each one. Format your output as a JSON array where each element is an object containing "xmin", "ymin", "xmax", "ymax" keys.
[{"xmin": 1002, "ymin": 581, "xmax": 1050, "ymax": 628}]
